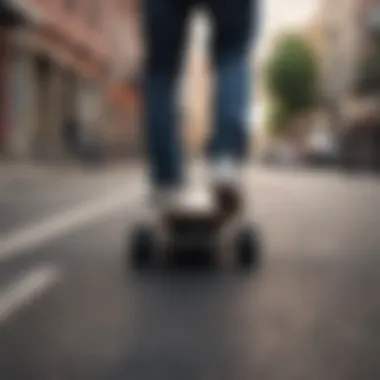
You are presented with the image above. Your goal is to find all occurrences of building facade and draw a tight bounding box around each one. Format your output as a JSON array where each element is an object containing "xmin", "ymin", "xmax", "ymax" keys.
[
  {"xmin": 0, "ymin": 1, "xmax": 26, "ymax": 154},
  {"xmin": 314, "ymin": 0, "xmax": 380, "ymax": 122},
  {"xmin": 1, "ymin": 0, "xmax": 143, "ymax": 161},
  {"xmin": 317, "ymin": 0, "xmax": 361, "ymax": 106},
  {"xmin": 105, "ymin": 0, "xmax": 143, "ymax": 158},
  {"xmin": 1, "ymin": 0, "xmax": 110, "ymax": 159},
  {"xmin": 315, "ymin": 0, "xmax": 380, "ymax": 170}
]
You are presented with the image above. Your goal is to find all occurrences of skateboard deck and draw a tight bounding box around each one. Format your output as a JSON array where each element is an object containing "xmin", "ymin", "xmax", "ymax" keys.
[
  {"xmin": 128, "ymin": 185, "xmax": 260, "ymax": 270},
  {"xmin": 160, "ymin": 189, "xmax": 224, "ymax": 234}
]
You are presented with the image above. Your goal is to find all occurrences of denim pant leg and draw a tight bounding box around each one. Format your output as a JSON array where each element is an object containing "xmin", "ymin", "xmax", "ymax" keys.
[
  {"xmin": 142, "ymin": 0, "xmax": 190, "ymax": 187},
  {"xmin": 207, "ymin": 0, "xmax": 257, "ymax": 161}
]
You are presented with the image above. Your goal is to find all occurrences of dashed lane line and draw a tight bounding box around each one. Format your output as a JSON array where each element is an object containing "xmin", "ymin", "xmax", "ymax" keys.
[
  {"xmin": 0, "ymin": 183, "xmax": 143, "ymax": 263},
  {"xmin": 0, "ymin": 265, "xmax": 60, "ymax": 326}
]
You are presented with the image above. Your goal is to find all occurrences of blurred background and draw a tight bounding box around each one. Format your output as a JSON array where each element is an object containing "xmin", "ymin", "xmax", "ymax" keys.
[
  {"xmin": 1, "ymin": 1, "xmax": 380, "ymax": 379},
  {"xmin": 0, "ymin": 0, "xmax": 379, "ymax": 169}
]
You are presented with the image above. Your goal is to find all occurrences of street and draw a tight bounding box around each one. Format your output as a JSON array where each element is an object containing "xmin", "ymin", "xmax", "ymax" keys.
[{"xmin": 1, "ymin": 164, "xmax": 380, "ymax": 380}]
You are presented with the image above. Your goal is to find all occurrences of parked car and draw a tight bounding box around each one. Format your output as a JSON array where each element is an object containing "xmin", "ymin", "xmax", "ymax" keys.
[
  {"xmin": 302, "ymin": 128, "xmax": 340, "ymax": 167},
  {"xmin": 303, "ymin": 149, "xmax": 339, "ymax": 167}
]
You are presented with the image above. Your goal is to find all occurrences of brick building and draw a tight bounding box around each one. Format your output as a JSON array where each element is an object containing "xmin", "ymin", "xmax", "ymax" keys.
[
  {"xmin": 0, "ymin": 0, "xmax": 141, "ymax": 160},
  {"xmin": 106, "ymin": 0, "xmax": 143, "ymax": 157},
  {"xmin": 0, "ymin": 0, "xmax": 110, "ymax": 159}
]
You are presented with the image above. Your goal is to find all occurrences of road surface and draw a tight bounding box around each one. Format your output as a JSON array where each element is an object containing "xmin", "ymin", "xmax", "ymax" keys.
[{"xmin": 1, "ymin": 163, "xmax": 380, "ymax": 380}]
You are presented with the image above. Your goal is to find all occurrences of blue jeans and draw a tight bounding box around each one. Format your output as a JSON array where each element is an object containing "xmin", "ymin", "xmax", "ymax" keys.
[{"xmin": 142, "ymin": 0, "xmax": 257, "ymax": 187}]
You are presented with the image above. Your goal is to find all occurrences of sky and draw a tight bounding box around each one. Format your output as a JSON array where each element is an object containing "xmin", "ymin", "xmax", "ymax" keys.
[
  {"xmin": 258, "ymin": 0, "xmax": 320, "ymax": 58},
  {"xmin": 261, "ymin": 0, "xmax": 320, "ymax": 38}
]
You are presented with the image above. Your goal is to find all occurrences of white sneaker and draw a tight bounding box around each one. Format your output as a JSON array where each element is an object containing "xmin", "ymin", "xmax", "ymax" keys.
[
  {"xmin": 209, "ymin": 157, "xmax": 244, "ymax": 219},
  {"xmin": 209, "ymin": 157, "xmax": 242, "ymax": 189}
]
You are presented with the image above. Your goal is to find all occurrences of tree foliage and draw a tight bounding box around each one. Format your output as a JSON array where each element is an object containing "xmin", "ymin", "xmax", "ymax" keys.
[{"xmin": 265, "ymin": 34, "xmax": 319, "ymax": 119}]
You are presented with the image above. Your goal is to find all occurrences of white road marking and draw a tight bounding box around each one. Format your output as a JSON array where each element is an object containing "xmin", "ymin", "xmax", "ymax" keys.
[
  {"xmin": 0, "ymin": 265, "xmax": 60, "ymax": 326},
  {"xmin": 0, "ymin": 183, "xmax": 143, "ymax": 263}
]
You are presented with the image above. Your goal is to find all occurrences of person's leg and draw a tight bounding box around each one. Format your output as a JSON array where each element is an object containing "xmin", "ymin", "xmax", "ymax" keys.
[
  {"xmin": 142, "ymin": 0, "xmax": 191, "ymax": 191},
  {"xmin": 207, "ymin": 0, "xmax": 257, "ymax": 161},
  {"xmin": 206, "ymin": 0, "xmax": 258, "ymax": 217}
]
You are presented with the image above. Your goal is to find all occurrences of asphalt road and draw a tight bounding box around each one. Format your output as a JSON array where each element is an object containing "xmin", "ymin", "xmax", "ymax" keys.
[{"xmin": 1, "ymin": 164, "xmax": 380, "ymax": 380}]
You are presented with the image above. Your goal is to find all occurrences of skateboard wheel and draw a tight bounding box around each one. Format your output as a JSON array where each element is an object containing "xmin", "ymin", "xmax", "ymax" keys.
[
  {"xmin": 130, "ymin": 224, "xmax": 156, "ymax": 269},
  {"xmin": 235, "ymin": 226, "xmax": 260, "ymax": 270}
]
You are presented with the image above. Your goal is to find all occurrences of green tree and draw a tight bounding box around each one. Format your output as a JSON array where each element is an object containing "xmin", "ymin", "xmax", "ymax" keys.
[{"xmin": 264, "ymin": 33, "xmax": 319, "ymax": 135}]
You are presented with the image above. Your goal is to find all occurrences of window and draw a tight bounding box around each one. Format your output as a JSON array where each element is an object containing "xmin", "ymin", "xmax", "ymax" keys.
[{"xmin": 64, "ymin": 0, "xmax": 76, "ymax": 12}]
